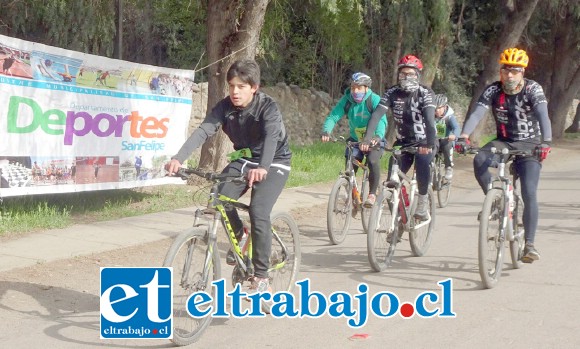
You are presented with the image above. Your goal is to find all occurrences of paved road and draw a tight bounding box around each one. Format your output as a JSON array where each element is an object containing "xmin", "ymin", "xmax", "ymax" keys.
[{"xmin": 0, "ymin": 143, "xmax": 579, "ymax": 348}]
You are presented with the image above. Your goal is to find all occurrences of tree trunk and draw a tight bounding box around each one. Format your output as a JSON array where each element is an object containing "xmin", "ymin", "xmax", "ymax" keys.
[
  {"xmin": 464, "ymin": 0, "xmax": 540, "ymax": 143},
  {"xmin": 420, "ymin": 0, "xmax": 454, "ymax": 87},
  {"xmin": 198, "ymin": 0, "xmax": 270, "ymax": 171},
  {"xmin": 547, "ymin": 10, "xmax": 580, "ymax": 139},
  {"xmin": 392, "ymin": 2, "xmax": 404, "ymax": 86},
  {"xmin": 384, "ymin": 1, "xmax": 405, "ymax": 146},
  {"xmin": 565, "ymin": 104, "xmax": 580, "ymax": 133}
]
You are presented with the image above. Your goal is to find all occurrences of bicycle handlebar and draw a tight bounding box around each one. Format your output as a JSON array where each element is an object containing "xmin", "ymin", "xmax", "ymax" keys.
[
  {"xmin": 384, "ymin": 145, "xmax": 419, "ymax": 154},
  {"xmin": 465, "ymin": 146, "xmax": 533, "ymax": 157},
  {"xmin": 329, "ymin": 137, "xmax": 384, "ymax": 151},
  {"xmin": 175, "ymin": 168, "xmax": 247, "ymax": 184}
]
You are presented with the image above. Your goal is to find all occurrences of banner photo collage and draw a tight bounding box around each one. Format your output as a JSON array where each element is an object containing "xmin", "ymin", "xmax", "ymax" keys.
[{"xmin": 0, "ymin": 34, "xmax": 195, "ymax": 197}]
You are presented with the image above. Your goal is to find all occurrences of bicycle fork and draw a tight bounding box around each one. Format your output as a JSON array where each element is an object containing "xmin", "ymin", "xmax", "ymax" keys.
[{"xmin": 180, "ymin": 209, "xmax": 218, "ymax": 291}]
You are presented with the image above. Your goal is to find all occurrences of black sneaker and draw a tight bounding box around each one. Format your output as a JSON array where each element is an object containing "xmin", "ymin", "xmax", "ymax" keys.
[
  {"xmin": 226, "ymin": 249, "xmax": 236, "ymax": 265},
  {"xmin": 522, "ymin": 243, "xmax": 540, "ymax": 263}
]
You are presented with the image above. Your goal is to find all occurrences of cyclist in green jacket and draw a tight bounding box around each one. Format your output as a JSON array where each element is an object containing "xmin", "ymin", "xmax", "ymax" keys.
[{"xmin": 321, "ymin": 72, "xmax": 387, "ymax": 208}]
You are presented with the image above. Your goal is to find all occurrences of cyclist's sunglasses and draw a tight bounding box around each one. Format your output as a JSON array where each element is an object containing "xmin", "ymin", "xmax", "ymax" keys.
[{"xmin": 500, "ymin": 66, "xmax": 525, "ymax": 74}]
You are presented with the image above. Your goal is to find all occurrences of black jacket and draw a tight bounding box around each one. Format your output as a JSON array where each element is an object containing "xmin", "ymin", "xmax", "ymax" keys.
[{"xmin": 173, "ymin": 91, "xmax": 291, "ymax": 169}]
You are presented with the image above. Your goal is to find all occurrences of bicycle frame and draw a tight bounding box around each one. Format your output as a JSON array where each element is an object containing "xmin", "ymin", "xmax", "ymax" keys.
[
  {"xmin": 383, "ymin": 147, "xmax": 431, "ymax": 232},
  {"xmin": 183, "ymin": 169, "xmax": 291, "ymax": 284},
  {"xmin": 342, "ymin": 140, "xmax": 369, "ymax": 206},
  {"xmin": 487, "ymin": 147, "xmax": 525, "ymax": 243}
]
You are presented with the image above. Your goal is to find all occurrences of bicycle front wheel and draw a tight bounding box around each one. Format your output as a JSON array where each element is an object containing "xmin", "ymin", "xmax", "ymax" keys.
[
  {"xmin": 163, "ymin": 227, "xmax": 221, "ymax": 346},
  {"xmin": 269, "ymin": 212, "xmax": 301, "ymax": 293},
  {"xmin": 510, "ymin": 194, "xmax": 525, "ymax": 269},
  {"xmin": 409, "ymin": 188, "xmax": 436, "ymax": 257},
  {"xmin": 327, "ymin": 177, "xmax": 352, "ymax": 245},
  {"xmin": 478, "ymin": 188, "xmax": 504, "ymax": 289},
  {"xmin": 436, "ymin": 159, "xmax": 452, "ymax": 208},
  {"xmin": 361, "ymin": 173, "xmax": 371, "ymax": 233},
  {"xmin": 367, "ymin": 189, "xmax": 399, "ymax": 272}
]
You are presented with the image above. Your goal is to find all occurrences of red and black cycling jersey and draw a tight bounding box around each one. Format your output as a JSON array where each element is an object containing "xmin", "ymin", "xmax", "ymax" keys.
[
  {"xmin": 475, "ymin": 79, "xmax": 548, "ymax": 142},
  {"xmin": 371, "ymin": 85, "xmax": 436, "ymax": 147}
]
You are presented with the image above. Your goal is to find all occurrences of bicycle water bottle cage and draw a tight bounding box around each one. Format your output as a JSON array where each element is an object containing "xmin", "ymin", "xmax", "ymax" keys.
[{"xmin": 227, "ymin": 148, "xmax": 252, "ymax": 162}]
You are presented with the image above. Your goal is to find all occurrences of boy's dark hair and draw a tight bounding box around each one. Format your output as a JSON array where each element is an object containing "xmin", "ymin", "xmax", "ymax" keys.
[{"xmin": 227, "ymin": 60, "xmax": 260, "ymax": 86}]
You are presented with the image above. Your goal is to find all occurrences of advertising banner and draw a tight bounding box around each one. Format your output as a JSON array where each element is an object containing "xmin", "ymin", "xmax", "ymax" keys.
[{"xmin": 0, "ymin": 34, "xmax": 192, "ymax": 197}]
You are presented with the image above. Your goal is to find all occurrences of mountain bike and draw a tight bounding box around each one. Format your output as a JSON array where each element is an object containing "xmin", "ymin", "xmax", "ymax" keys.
[
  {"xmin": 326, "ymin": 139, "xmax": 371, "ymax": 244},
  {"xmin": 472, "ymin": 147, "xmax": 528, "ymax": 289},
  {"xmin": 367, "ymin": 146, "xmax": 436, "ymax": 272},
  {"xmin": 432, "ymin": 142, "xmax": 452, "ymax": 208},
  {"xmin": 163, "ymin": 168, "xmax": 301, "ymax": 346}
]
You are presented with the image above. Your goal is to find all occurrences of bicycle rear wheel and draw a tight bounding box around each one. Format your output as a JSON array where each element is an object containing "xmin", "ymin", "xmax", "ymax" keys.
[
  {"xmin": 326, "ymin": 177, "xmax": 352, "ymax": 244},
  {"xmin": 367, "ymin": 188, "xmax": 399, "ymax": 272},
  {"xmin": 478, "ymin": 188, "xmax": 504, "ymax": 289},
  {"xmin": 409, "ymin": 188, "xmax": 436, "ymax": 257},
  {"xmin": 163, "ymin": 227, "xmax": 221, "ymax": 346},
  {"xmin": 435, "ymin": 159, "xmax": 452, "ymax": 208},
  {"xmin": 510, "ymin": 194, "xmax": 525, "ymax": 269},
  {"xmin": 268, "ymin": 212, "xmax": 301, "ymax": 293},
  {"xmin": 361, "ymin": 173, "xmax": 371, "ymax": 233}
]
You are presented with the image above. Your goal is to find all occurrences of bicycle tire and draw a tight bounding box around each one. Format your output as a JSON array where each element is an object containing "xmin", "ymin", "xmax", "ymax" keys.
[
  {"xmin": 510, "ymin": 194, "xmax": 525, "ymax": 269},
  {"xmin": 478, "ymin": 188, "xmax": 504, "ymax": 289},
  {"xmin": 435, "ymin": 158, "xmax": 452, "ymax": 208},
  {"xmin": 268, "ymin": 212, "xmax": 301, "ymax": 294},
  {"xmin": 326, "ymin": 177, "xmax": 352, "ymax": 245},
  {"xmin": 163, "ymin": 227, "xmax": 221, "ymax": 346},
  {"xmin": 361, "ymin": 173, "xmax": 371, "ymax": 233},
  {"xmin": 367, "ymin": 188, "xmax": 399, "ymax": 272},
  {"xmin": 409, "ymin": 188, "xmax": 436, "ymax": 257}
]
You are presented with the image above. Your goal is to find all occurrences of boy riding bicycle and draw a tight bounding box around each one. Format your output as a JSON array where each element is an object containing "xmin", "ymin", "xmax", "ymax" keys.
[
  {"xmin": 434, "ymin": 94, "xmax": 461, "ymax": 180},
  {"xmin": 321, "ymin": 72, "xmax": 387, "ymax": 208},
  {"xmin": 167, "ymin": 59, "xmax": 292, "ymax": 293}
]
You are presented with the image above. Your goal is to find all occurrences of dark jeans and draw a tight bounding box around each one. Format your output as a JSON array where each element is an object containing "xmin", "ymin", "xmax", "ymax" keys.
[
  {"xmin": 218, "ymin": 159, "xmax": 290, "ymax": 278},
  {"xmin": 438, "ymin": 138, "xmax": 454, "ymax": 168},
  {"xmin": 387, "ymin": 141, "xmax": 434, "ymax": 196},
  {"xmin": 473, "ymin": 140, "xmax": 541, "ymax": 243},
  {"xmin": 347, "ymin": 141, "xmax": 385, "ymax": 195}
]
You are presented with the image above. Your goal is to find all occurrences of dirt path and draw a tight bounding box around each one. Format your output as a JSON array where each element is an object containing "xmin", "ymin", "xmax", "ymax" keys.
[{"xmin": 0, "ymin": 140, "xmax": 579, "ymax": 348}]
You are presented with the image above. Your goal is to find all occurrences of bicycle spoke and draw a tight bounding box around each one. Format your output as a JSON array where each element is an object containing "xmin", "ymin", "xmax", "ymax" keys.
[
  {"xmin": 409, "ymin": 189, "xmax": 435, "ymax": 256},
  {"xmin": 268, "ymin": 213, "xmax": 301, "ymax": 294},
  {"xmin": 478, "ymin": 189, "xmax": 504, "ymax": 289},
  {"xmin": 367, "ymin": 190, "xmax": 398, "ymax": 271},
  {"xmin": 327, "ymin": 177, "xmax": 352, "ymax": 245},
  {"xmin": 163, "ymin": 228, "xmax": 220, "ymax": 346}
]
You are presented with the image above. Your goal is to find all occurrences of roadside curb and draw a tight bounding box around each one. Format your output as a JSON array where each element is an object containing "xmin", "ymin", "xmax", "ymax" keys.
[{"xmin": 0, "ymin": 181, "xmax": 334, "ymax": 273}]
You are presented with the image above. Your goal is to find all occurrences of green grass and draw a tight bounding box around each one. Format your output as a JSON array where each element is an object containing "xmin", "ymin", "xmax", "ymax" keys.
[
  {"xmin": 287, "ymin": 142, "xmax": 344, "ymax": 187},
  {"xmin": 2, "ymin": 142, "xmax": 384, "ymax": 235},
  {"xmin": 564, "ymin": 132, "xmax": 580, "ymax": 140},
  {"xmin": 0, "ymin": 186, "xmax": 202, "ymax": 235}
]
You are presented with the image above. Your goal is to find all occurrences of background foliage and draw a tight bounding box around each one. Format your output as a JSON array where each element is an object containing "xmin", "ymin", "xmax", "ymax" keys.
[{"xmin": 1, "ymin": 0, "xmax": 579, "ymax": 138}]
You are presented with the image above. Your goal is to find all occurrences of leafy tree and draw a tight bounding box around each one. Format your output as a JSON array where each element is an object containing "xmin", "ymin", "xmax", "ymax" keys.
[
  {"xmin": 0, "ymin": 0, "xmax": 117, "ymax": 55},
  {"xmin": 528, "ymin": 0, "xmax": 580, "ymax": 138}
]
